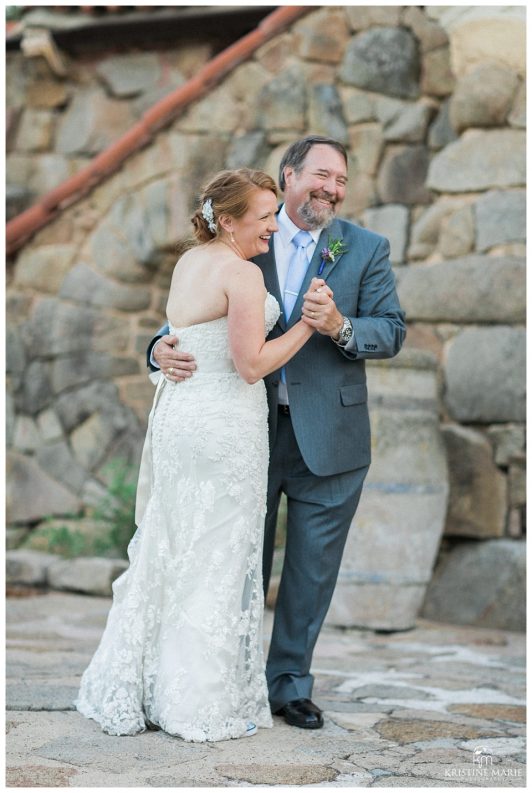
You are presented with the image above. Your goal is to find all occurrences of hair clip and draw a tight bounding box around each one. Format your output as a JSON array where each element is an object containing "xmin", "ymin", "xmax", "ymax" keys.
[{"xmin": 201, "ymin": 198, "xmax": 217, "ymax": 233}]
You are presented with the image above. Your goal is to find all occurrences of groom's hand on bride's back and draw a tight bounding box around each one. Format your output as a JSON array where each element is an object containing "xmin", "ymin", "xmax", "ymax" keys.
[{"xmin": 153, "ymin": 335, "xmax": 197, "ymax": 382}]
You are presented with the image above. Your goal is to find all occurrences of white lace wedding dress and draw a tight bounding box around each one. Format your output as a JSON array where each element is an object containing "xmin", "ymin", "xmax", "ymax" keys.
[{"xmin": 75, "ymin": 293, "xmax": 280, "ymax": 742}]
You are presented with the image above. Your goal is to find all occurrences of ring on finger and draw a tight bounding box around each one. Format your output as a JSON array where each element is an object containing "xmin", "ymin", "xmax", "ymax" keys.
[{"xmin": 168, "ymin": 367, "xmax": 174, "ymax": 375}]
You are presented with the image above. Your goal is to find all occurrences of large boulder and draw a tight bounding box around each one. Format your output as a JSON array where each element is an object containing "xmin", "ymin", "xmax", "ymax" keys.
[
  {"xmin": 55, "ymin": 88, "xmax": 134, "ymax": 155},
  {"xmin": 428, "ymin": 99, "xmax": 458, "ymax": 151},
  {"xmin": 435, "ymin": 6, "xmax": 526, "ymax": 78},
  {"xmin": 307, "ymin": 84, "xmax": 348, "ymax": 144},
  {"xmin": 20, "ymin": 360, "xmax": 53, "ymax": 416},
  {"xmin": 225, "ymin": 131, "xmax": 270, "ymax": 170},
  {"xmin": 348, "ymin": 123, "xmax": 383, "ymax": 176},
  {"xmin": 474, "ymin": 190, "xmax": 526, "ymax": 252},
  {"xmin": 508, "ymin": 80, "xmax": 526, "ymax": 128},
  {"xmin": 6, "ymin": 392, "xmax": 15, "ymax": 448},
  {"xmin": 449, "ymin": 63, "xmax": 519, "ymax": 132},
  {"xmin": 70, "ymin": 411, "xmax": 120, "ymax": 472},
  {"xmin": 376, "ymin": 97, "xmax": 434, "ymax": 143},
  {"xmin": 339, "ymin": 87, "xmax": 376, "ymax": 125},
  {"xmin": 296, "ymin": 8, "xmax": 351, "ymax": 63},
  {"xmin": 26, "ymin": 298, "xmax": 95, "ymax": 357},
  {"xmin": 377, "ymin": 145, "xmax": 432, "ymax": 205},
  {"xmin": 60, "ymin": 264, "xmax": 151, "ymax": 312},
  {"xmin": 13, "ymin": 245, "xmax": 75, "ymax": 294},
  {"xmin": 50, "ymin": 351, "xmax": 138, "ymax": 395},
  {"xmin": 396, "ymin": 256, "xmax": 525, "ymax": 324},
  {"xmin": 444, "ymin": 327, "xmax": 525, "ymax": 423},
  {"xmin": 328, "ymin": 350, "xmax": 449, "ymax": 631},
  {"xmin": 25, "ymin": 79, "xmax": 69, "ymax": 109},
  {"xmin": 422, "ymin": 539, "xmax": 525, "ymax": 631},
  {"xmin": 442, "ymin": 424, "xmax": 507, "ymax": 538},
  {"xmin": 36, "ymin": 440, "xmax": 88, "ymax": 494},
  {"xmin": 421, "ymin": 47, "xmax": 455, "ymax": 97},
  {"xmin": 53, "ymin": 380, "xmax": 122, "ymax": 433},
  {"xmin": 13, "ymin": 415, "xmax": 40, "ymax": 453},
  {"xmin": 402, "ymin": 6, "xmax": 448, "ymax": 53},
  {"xmin": 258, "ymin": 65, "xmax": 306, "ymax": 131},
  {"xmin": 407, "ymin": 198, "xmax": 460, "ymax": 260},
  {"xmin": 15, "ymin": 108, "xmax": 54, "ymax": 152},
  {"xmin": 6, "ymin": 452, "xmax": 80, "ymax": 524},
  {"xmin": 6, "ymin": 549, "xmax": 60, "ymax": 585},
  {"xmin": 362, "ymin": 205, "xmax": 409, "ymax": 265},
  {"xmin": 345, "ymin": 5, "xmax": 402, "ymax": 30},
  {"xmin": 427, "ymin": 129, "xmax": 526, "ymax": 192},
  {"xmin": 438, "ymin": 205, "xmax": 474, "ymax": 258},
  {"xmin": 95, "ymin": 53, "xmax": 161, "ymax": 98},
  {"xmin": 47, "ymin": 557, "xmax": 128, "ymax": 596},
  {"xmin": 90, "ymin": 176, "xmax": 187, "ymax": 274},
  {"xmin": 340, "ymin": 27, "xmax": 420, "ymax": 100},
  {"xmin": 487, "ymin": 424, "xmax": 525, "ymax": 467},
  {"xmin": 88, "ymin": 223, "xmax": 151, "ymax": 284}
]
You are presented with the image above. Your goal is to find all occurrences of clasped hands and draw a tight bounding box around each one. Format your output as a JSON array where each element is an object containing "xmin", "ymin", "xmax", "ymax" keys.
[
  {"xmin": 154, "ymin": 278, "xmax": 343, "ymax": 383},
  {"xmin": 301, "ymin": 277, "xmax": 343, "ymax": 337}
]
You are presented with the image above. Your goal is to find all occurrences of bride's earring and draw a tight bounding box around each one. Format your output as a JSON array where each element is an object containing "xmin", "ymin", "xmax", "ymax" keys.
[{"xmin": 225, "ymin": 231, "xmax": 244, "ymax": 259}]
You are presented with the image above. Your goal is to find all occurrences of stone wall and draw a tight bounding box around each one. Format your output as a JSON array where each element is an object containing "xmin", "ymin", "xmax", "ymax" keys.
[
  {"xmin": 6, "ymin": 6, "xmax": 526, "ymax": 622},
  {"xmin": 6, "ymin": 42, "xmax": 215, "ymax": 217}
]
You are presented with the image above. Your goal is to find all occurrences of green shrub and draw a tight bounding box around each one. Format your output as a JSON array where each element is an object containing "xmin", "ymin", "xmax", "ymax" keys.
[{"xmin": 92, "ymin": 458, "xmax": 138, "ymax": 558}]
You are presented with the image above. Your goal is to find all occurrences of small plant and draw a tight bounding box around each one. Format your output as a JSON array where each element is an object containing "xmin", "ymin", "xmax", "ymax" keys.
[
  {"xmin": 49, "ymin": 525, "xmax": 88, "ymax": 557},
  {"xmin": 23, "ymin": 519, "xmax": 111, "ymax": 559},
  {"xmin": 92, "ymin": 458, "xmax": 138, "ymax": 559},
  {"xmin": 36, "ymin": 524, "xmax": 88, "ymax": 558}
]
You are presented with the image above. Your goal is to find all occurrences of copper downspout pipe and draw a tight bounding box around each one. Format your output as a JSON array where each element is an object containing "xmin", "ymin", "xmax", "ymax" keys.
[{"xmin": 7, "ymin": 5, "xmax": 311, "ymax": 255}]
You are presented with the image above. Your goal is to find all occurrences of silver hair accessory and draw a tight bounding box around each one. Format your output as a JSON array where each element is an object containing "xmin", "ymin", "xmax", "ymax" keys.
[{"xmin": 201, "ymin": 198, "xmax": 217, "ymax": 233}]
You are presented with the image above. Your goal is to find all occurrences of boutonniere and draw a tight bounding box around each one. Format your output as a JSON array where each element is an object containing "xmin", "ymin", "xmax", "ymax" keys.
[{"xmin": 318, "ymin": 237, "xmax": 348, "ymax": 275}]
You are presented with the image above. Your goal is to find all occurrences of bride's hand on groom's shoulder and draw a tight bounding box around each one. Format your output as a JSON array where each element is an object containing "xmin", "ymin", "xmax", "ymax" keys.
[{"xmin": 153, "ymin": 335, "xmax": 197, "ymax": 382}]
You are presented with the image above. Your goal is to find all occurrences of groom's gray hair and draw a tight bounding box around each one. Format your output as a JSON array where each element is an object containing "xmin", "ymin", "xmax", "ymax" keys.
[{"xmin": 278, "ymin": 135, "xmax": 348, "ymax": 191}]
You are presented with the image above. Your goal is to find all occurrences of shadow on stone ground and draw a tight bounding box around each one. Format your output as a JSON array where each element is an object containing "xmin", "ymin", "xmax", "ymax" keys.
[{"xmin": 6, "ymin": 591, "xmax": 526, "ymax": 788}]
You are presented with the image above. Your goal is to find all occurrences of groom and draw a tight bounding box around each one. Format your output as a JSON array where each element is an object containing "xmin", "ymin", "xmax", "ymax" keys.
[{"xmin": 149, "ymin": 135, "xmax": 406, "ymax": 729}]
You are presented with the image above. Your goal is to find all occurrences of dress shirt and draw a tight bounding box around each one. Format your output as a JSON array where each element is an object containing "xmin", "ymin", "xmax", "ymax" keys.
[{"xmin": 275, "ymin": 206, "xmax": 323, "ymax": 404}]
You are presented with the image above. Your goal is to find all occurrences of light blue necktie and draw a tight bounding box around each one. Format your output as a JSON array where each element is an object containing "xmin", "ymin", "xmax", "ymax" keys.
[
  {"xmin": 280, "ymin": 229, "xmax": 313, "ymax": 392},
  {"xmin": 283, "ymin": 229, "xmax": 313, "ymax": 320}
]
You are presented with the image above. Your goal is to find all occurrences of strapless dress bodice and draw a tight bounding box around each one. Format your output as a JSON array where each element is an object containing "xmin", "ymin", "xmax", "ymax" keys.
[{"xmin": 167, "ymin": 292, "xmax": 280, "ymax": 376}]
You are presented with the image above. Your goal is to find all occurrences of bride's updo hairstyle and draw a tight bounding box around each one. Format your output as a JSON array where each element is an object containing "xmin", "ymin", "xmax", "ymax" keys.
[{"xmin": 191, "ymin": 168, "xmax": 278, "ymax": 243}]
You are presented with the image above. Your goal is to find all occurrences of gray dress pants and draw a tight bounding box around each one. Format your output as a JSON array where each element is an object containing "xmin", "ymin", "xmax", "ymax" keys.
[{"xmin": 263, "ymin": 409, "xmax": 369, "ymax": 712}]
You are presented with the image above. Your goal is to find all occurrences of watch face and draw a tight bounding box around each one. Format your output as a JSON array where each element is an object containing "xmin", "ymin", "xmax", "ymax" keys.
[{"xmin": 341, "ymin": 320, "xmax": 352, "ymax": 341}]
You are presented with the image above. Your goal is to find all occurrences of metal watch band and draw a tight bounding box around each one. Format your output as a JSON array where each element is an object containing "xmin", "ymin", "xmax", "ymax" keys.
[{"xmin": 334, "ymin": 316, "xmax": 353, "ymax": 347}]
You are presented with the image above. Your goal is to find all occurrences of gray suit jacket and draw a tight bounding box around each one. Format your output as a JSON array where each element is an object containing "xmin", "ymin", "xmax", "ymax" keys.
[{"xmin": 147, "ymin": 216, "xmax": 406, "ymax": 477}]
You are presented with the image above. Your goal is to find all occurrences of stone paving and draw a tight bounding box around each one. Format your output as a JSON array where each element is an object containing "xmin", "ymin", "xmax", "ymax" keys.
[{"xmin": 6, "ymin": 590, "xmax": 526, "ymax": 788}]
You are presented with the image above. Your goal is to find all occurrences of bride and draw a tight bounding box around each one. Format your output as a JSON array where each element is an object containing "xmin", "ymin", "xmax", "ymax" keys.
[{"xmin": 75, "ymin": 168, "xmax": 322, "ymax": 742}]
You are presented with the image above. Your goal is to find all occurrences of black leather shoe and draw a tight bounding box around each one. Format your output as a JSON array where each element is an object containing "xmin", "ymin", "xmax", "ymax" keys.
[
  {"xmin": 274, "ymin": 698, "xmax": 324, "ymax": 729},
  {"xmin": 145, "ymin": 718, "xmax": 161, "ymax": 731}
]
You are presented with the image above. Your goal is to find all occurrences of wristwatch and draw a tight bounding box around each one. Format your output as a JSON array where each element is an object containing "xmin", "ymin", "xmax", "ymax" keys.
[{"xmin": 334, "ymin": 316, "xmax": 353, "ymax": 347}]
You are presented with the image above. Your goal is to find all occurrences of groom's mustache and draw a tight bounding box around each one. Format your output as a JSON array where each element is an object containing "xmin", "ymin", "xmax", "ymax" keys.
[{"xmin": 310, "ymin": 190, "xmax": 337, "ymax": 205}]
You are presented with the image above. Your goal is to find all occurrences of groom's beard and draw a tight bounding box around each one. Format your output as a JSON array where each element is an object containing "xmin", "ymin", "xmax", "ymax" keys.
[{"xmin": 297, "ymin": 191, "xmax": 337, "ymax": 230}]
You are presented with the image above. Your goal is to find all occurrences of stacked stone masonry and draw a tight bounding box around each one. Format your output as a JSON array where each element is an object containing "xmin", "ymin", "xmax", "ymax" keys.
[{"xmin": 6, "ymin": 6, "xmax": 525, "ymax": 627}]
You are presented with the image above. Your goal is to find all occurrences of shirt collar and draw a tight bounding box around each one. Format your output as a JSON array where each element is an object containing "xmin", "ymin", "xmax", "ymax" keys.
[{"xmin": 277, "ymin": 204, "xmax": 323, "ymax": 247}]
